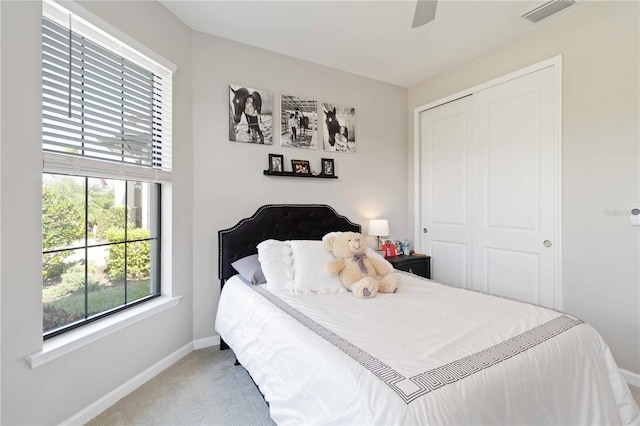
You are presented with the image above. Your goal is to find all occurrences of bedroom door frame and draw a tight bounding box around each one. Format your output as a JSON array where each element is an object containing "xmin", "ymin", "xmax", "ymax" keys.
[{"xmin": 413, "ymin": 55, "xmax": 563, "ymax": 309}]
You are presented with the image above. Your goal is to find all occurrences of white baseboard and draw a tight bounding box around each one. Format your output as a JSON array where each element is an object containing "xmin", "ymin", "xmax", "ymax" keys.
[
  {"xmin": 621, "ymin": 368, "xmax": 640, "ymax": 388},
  {"xmin": 60, "ymin": 342, "xmax": 193, "ymax": 426},
  {"xmin": 193, "ymin": 335, "xmax": 220, "ymax": 350}
]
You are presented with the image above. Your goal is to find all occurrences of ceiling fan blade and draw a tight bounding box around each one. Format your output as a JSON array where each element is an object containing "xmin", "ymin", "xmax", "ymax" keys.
[{"xmin": 412, "ymin": 0, "xmax": 438, "ymax": 28}]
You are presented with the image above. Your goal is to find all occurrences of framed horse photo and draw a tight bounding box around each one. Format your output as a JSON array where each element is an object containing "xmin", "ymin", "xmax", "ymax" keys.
[
  {"xmin": 281, "ymin": 95, "xmax": 318, "ymax": 150},
  {"xmin": 322, "ymin": 103, "xmax": 356, "ymax": 153},
  {"xmin": 229, "ymin": 84, "xmax": 274, "ymax": 145}
]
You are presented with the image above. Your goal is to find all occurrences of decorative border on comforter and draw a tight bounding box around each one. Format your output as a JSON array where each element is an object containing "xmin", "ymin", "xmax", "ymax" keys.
[{"xmin": 250, "ymin": 284, "xmax": 583, "ymax": 404}]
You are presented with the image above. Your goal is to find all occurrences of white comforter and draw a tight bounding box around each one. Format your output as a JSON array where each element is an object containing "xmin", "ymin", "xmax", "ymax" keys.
[{"xmin": 216, "ymin": 274, "xmax": 640, "ymax": 425}]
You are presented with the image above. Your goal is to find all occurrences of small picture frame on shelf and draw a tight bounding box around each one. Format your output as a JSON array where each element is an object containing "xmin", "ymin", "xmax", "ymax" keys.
[
  {"xmin": 268, "ymin": 154, "xmax": 284, "ymax": 172},
  {"xmin": 291, "ymin": 159, "xmax": 310, "ymax": 175},
  {"xmin": 321, "ymin": 158, "xmax": 335, "ymax": 176}
]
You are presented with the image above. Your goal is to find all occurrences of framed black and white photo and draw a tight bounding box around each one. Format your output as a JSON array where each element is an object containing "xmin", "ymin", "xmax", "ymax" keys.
[
  {"xmin": 321, "ymin": 158, "xmax": 335, "ymax": 176},
  {"xmin": 229, "ymin": 84, "xmax": 273, "ymax": 144},
  {"xmin": 322, "ymin": 103, "xmax": 356, "ymax": 153},
  {"xmin": 268, "ymin": 154, "xmax": 284, "ymax": 172},
  {"xmin": 291, "ymin": 159, "xmax": 311, "ymax": 175},
  {"xmin": 281, "ymin": 95, "xmax": 318, "ymax": 149}
]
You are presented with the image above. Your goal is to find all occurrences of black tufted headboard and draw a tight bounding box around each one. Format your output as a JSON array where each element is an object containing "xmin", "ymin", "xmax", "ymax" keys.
[{"xmin": 218, "ymin": 204, "xmax": 361, "ymax": 284}]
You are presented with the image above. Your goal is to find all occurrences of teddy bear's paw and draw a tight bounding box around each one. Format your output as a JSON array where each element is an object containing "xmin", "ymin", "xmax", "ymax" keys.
[
  {"xmin": 351, "ymin": 277, "xmax": 379, "ymax": 299},
  {"xmin": 378, "ymin": 273, "xmax": 401, "ymax": 294},
  {"xmin": 357, "ymin": 286, "xmax": 377, "ymax": 298}
]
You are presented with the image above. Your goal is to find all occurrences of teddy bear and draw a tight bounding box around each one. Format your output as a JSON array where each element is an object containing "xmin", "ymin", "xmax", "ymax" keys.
[{"xmin": 322, "ymin": 231, "xmax": 401, "ymax": 298}]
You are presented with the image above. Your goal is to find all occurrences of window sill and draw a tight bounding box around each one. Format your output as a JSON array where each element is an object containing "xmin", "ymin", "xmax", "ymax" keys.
[{"xmin": 26, "ymin": 295, "xmax": 182, "ymax": 369}]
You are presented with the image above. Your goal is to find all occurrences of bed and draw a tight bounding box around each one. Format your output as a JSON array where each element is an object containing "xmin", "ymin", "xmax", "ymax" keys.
[{"xmin": 216, "ymin": 204, "xmax": 640, "ymax": 425}]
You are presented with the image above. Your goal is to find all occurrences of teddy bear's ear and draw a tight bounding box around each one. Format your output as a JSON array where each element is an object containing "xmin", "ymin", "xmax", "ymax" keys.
[{"xmin": 322, "ymin": 232, "xmax": 337, "ymax": 251}]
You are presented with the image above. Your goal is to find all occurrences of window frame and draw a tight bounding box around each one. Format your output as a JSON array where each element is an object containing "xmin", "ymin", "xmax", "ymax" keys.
[
  {"xmin": 41, "ymin": 0, "xmax": 174, "ymax": 339},
  {"xmin": 42, "ymin": 174, "xmax": 162, "ymax": 339}
]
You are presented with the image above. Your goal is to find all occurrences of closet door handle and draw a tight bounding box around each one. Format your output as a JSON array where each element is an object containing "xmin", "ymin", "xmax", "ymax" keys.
[
  {"xmin": 543, "ymin": 240, "xmax": 552, "ymax": 248},
  {"xmin": 423, "ymin": 228, "xmax": 428, "ymax": 233}
]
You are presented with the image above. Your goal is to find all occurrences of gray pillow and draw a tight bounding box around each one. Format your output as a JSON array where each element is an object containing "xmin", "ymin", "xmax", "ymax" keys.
[{"xmin": 231, "ymin": 254, "xmax": 266, "ymax": 285}]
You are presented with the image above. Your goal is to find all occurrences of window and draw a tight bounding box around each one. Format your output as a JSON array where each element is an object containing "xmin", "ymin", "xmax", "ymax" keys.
[
  {"xmin": 41, "ymin": 1, "xmax": 172, "ymax": 338},
  {"xmin": 42, "ymin": 175, "xmax": 161, "ymax": 335}
]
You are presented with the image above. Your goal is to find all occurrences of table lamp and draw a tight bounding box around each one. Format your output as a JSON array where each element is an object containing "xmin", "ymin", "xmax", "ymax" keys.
[{"xmin": 368, "ymin": 219, "xmax": 389, "ymax": 251}]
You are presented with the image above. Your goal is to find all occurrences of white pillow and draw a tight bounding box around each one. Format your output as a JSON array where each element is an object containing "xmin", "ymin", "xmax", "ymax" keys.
[
  {"xmin": 289, "ymin": 240, "xmax": 345, "ymax": 294},
  {"xmin": 257, "ymin": 239, "xmax": 294, "ymax": 292}
]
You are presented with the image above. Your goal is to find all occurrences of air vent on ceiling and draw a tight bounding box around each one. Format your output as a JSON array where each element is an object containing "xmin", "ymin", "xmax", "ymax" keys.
[{"xmin": 522, "ymin": 0, "xmax": 575, "ymax": 23}]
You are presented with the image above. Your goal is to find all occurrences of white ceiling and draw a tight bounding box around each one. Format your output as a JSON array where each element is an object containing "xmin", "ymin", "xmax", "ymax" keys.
[{"xmin": 159, "ymin": 0, "xmax": 585, "ymax": 87}]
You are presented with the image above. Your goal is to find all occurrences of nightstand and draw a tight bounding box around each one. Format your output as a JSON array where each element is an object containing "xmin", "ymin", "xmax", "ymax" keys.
[{"xmin": 387, "ymin": 254, "xmax": 431, "ymax": 279}]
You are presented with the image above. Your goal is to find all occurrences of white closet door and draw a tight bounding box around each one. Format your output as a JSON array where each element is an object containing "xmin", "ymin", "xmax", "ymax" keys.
[
  {"xmin": 472, "ymin": 66, "xmax": 557, "ymax": 307},
  {"xmin": 419, "ymin": 96, "xmax": 473, "ymax": 288}
]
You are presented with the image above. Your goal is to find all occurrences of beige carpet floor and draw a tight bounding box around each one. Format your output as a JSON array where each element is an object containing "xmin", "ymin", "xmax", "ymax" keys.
[
  {"xmin": 88, "ymin": 347, "xmax": 640, "ymax": 425},
  {"xmin": 87, "ymin": 347, "xmax": 274, "ymax": 426}
]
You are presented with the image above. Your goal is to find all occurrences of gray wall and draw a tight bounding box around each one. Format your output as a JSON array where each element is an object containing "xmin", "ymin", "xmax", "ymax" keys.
[
  {"xmin": 1, "ymin": 1, "xmax": 194, "ymax": 424},
  {"xmin": 191, "ymin": 32, "xmax": 408, "ymax": 341},
  {"xmin": 408, "ymin": 1, "xmax": 640, "ymax": 374}
]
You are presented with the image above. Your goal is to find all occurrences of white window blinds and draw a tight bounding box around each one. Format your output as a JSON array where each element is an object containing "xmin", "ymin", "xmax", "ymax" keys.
[{"xmin": 42, "ymin": 5, "xmax": 172, "ymax": 182}]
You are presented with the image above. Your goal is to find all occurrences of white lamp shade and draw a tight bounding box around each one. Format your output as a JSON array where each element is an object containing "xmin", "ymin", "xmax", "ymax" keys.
[{"xmin": 368, "ymin": 219, "xmax": 389, "ymax": 236}]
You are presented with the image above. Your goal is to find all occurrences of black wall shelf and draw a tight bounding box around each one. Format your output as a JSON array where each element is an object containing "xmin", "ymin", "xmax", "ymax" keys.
[{"xmin": 263, "ymin": 170, "xmax": 338, "ymax": 179}]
